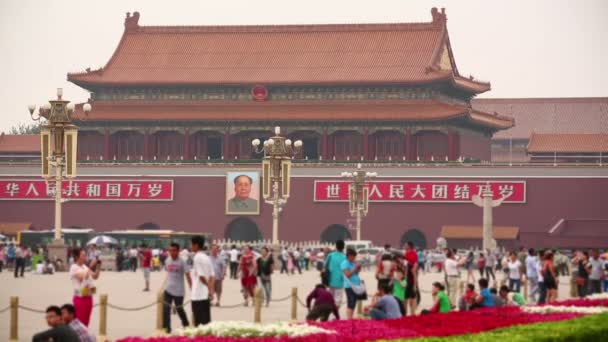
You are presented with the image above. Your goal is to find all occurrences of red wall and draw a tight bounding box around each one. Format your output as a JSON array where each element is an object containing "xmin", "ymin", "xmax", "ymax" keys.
[
  {"xmin": 1, "ymin": 175, "xmax": 607, "ymax": 248},
  {"xmin": 460, "ymin": 133, "xmax": 491, "ymax": 161}
]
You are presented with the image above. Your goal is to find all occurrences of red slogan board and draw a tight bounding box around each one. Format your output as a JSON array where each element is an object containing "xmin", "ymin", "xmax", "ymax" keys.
[
  {"xmin": 0, "ymin": 179, "xmax": 173, "ymax": 201},
  {"xmin": 314, "ymin": 181, "xmax": 525, "ymax": 203}
]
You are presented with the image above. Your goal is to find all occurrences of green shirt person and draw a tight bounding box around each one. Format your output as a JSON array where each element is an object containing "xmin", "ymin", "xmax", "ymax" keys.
[
  {"xmin": 392, "ymin": 269, "xmax": 407, "ymax": 302},
  {"xmin": 427, "ymin": 282, "xmax": 451, "ymax": 314},
  {"xmin": 227, "ymin": 174, "xmax": 259, "ymax": 214},
  {"xmin": 437, "ymin": 291, "xmax": 451, "ymax": 312},
  {"xmin": 499, "ymin": 285, "xmax": 526, "ymax": 306}
]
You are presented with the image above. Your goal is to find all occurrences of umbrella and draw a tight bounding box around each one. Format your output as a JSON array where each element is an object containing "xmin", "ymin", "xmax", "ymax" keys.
[{"xmin": 87, "ymin": 235, "xmax": 118, "ymax": 246}]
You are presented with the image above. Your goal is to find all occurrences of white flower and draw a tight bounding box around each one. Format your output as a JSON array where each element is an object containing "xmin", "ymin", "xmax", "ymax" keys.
[
  {"xmin": 586, "ymin": 293, "xmax": 608, "ymax": 300},
  {"xmin": 522, "ymin": 305, "xmax": 608, "ymax": 314},
  {"xmin": 174, "ymin": 321, "xmax": 335, "ymax": 337}
]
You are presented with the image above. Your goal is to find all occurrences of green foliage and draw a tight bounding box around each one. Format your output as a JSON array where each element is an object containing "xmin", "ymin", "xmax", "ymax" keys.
[
  {"xmin": 7, "ymin": 122, "xmax": 41, "ymax": 135},
  {"xmin": 391, "ymin": 313, "xmax": 608, "ymax": 342}
]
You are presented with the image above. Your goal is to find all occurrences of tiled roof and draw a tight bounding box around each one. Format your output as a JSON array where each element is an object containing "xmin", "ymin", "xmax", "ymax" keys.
[
  {"xmin": 67, "ymin": 9, "xmax": 489, "ymax": 93},
  {"xmin": 527, "ymin": 133, "xmax": 608, "ymax": 153},
  {"xmin": 72, "ymin": 100, "xmax": 513, "ymax": 129},
  {"xmin": 472, "ymin": 97, "xmax": 608, "ymax": 139},
  {"xmin": 440, "ymin": 225, "xmax": 520, "ymax": 240},
  {"xmin": 0, "ymin": 134, "xmax": 40, "ymax": 153}
]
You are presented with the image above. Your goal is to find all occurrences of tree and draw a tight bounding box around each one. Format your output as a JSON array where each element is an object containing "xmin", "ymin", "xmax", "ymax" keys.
[{"xmin": 7, "ymin": 123, "xmax": 41, "ymax": 135}]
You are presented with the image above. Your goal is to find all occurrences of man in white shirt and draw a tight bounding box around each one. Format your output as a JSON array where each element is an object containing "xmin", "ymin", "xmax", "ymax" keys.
[
  {"xmin": 190, "ymin": 236, "xmax": 215, "ymax": 326},
  {"xmin": 229, "ymin": 246, "xmax": 239, "ymax": 279},
  {"xmin": 444, "ymin": 249, "xmax": 463, "ymax": 306},
  {"xmin": 525, "ymin": 248, "xmax": 539, "ymax": 302},
  {"xmin": 588, "ymin": 249, "xmax": 604, "ymax": 295}
]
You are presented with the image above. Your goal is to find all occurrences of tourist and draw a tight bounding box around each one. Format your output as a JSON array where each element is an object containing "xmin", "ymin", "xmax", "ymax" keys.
[
  {"xmin": 14, "ymin": 244, "xmax": 25, "ymax": 278},
  {"xmin": 209, "ymin": 244, "xmax": 226, "ymax": 307},
  {"xmin": 316, "ymin": 249, "xmax": 325, "ymax": 271},
  {"xmin": 459, "ymin": 283, "xmax": 478, "ymax": 311},
  {"xmin": 422, "ymin": 282, "xmax": 451, "ymax": 314},
  {"xmin": 140, "ymin": 244, "xmax": 152, "ymax": 292},
  {"xmin": 325, "ymin": 240, "xmax": 346, "ymax": 308},
  {"xmin": 303, "ymin": 249, "xmax": 311, "ymax": 270},
  {"xmin": 403, "ymin": 241, "xmax": 419, "ymax": 315},
  {"xmin": 32, "ymin": 306, "xmax": 79, "ymax": 342},
  {"xmin": 498, "ymin": 285, "xmax": 526, "ymax": 306},
  {"xmin": 342, "ymin": 248, "xmax": 363, "ymax": 319},
  {"xmin": 444, "ymin": 249, "xmax": 462, "ymax": 307},
  {"xmin": 477, "ymin": 253, "xmax": 486, "ymax": 278},
  {"xmin": 239, "ymin": 245, "xmax": 257, "ymax": 306},
  {"xmin": 507, "ymin": 252, "xmax": 523, "ymax": 292},
  {"xmin": 180, "ymin": 246, "xmax": 192, "ymax": 266},
  {"xmin": 417, "ymin": 249, "xmax": 425, "ymax": 274},
  {"xmin": 7, "ymin": 243, "xmax": 16, "ymax": 270},
  {"xmin": 576, "ymin": 251, "xmax": 590, "ymax": 297},
  {"xmin": 305, "ymin": 284, "xmax": 340, "ymax": 321},
  {"xmin": 485, "ymin": 249, "xmax": 496, "ymax": 282},
  {"xmin": 464, "ymin": 251, "xmax": 475, "ymax": 284},
  {"xmin": 474, "ymin": 278, "xmax": 495, "ymax": 308},
  {"xmin": 543, "ymin": 251, "xmax": 558, "ymax": 303},
  {"xmin": 392, "ymin": 267, "xmax": 407, "ymax": 315},
  {"xmin": 163, "ymin": 242, "xmax": 191, "ymax": 333},
  {"xmin": 526, "ymin": 248, "xmax": 539, "ymax": 302},
  {"xmin": 602, "ymin": 252, "xmax": 608, "ymax": 293},
  {"xmin": 365, "ymin": 283, "xmax": 402, "ymax": 320},
  {"xmin": 69, "ymin": 248, "xmax": 99, "ymax": 326},
  {"xmin": 280, "ymin": 247, "xmax": 289, "ymax": 274},
  {"xmin": 229, "ymin": 245, "xmax": 239, "ymax": 279},
  {"xmin": 127, "ymin": 245, "xmax": 137, "ymax": 272},
  {"xmin": 376, "ymin": 253, "xmax": 395, "ymax": 289},
  {"xmin": 257, "ymin": 246, "xmax": 274, "ymax": 307},
  {"xmin": 60, "ymin": 303, "xmax": 95, "ymax": 342},
  {"xmin": 537, "ymin": 250, "xmax": 547, "ymax": 305},
  {"xmin": 588, "ymin": 249, "xmax": 603, "ymax": 294},
  {"xmin": 287, "ymin": 250, "xmax": 295, "ymax": 274},
  {"xmin": 0, "ymin": 246, "xmax": 4, "ymax": 273},
  {"xmin": 293, "ymin": 248, "xmax": 302, "ymax": 274},
  {"xmin": 190, "ymin": 235, "xmax": 214, "ymax": 326}
]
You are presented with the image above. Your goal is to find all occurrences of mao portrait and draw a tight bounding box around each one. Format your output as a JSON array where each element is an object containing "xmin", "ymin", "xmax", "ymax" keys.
[{"xmin": 226, "ymin": 171, "xmax": 260, "ymax": 215}]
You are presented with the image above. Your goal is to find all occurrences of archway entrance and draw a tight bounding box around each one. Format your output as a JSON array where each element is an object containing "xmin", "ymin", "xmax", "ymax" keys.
[
  {"xmin": 320, "ymin": 224, "xmax": 352, "ymax": 243},
  {"xmin": 400, "ymin": 229, "xmax": 427, "ymax": 249},
  {"xmin": 225, "ymin": 217, "xmax": 262, "ymax": 242}
]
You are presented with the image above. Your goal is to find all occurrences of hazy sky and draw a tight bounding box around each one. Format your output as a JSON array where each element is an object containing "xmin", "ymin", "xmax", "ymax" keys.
[{"xmin": 1, "ymin": 0, "xmax": 607, "ymax": 132}]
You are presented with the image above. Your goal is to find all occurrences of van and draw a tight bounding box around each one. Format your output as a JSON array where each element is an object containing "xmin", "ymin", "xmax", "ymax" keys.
[{"xmin": 345, "ymin": 240, "xmax": 374, "ymax": 251}]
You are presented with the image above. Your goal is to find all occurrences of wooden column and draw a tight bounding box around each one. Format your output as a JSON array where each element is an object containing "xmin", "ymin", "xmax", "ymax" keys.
[
  {"xmin": 405, "ymin": 128, "xmax": 412, "ymax": 160},
  {"xmin": 321, "ymin": 128, "xmax": 328, "ymax": 160},
  {"xmin": 223, "ymin": 130, "xmax": 231, "ymax": 159},
  {"xmin": 103, "ymin": 129, "xmax": 111, "ymax": 161},
  {"xmin": 184, "ymin": 129, "xmax": 191, "ymax": 160},
  {"xmin": 143, "ymin": 129, "xmax": 150, "ymax": 161},
  {"xmin": 363, "ymin": 128, "xmax": 370, "ymax": 160},
  {"xmin": 447, "ymin": 130, "xmax": 458, "ymax": 161}
]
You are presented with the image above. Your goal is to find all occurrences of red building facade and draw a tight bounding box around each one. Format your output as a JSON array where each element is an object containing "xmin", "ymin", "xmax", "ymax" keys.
[{"xmin": 68, "ymin": 9, "xmax": 513, "ymax": 163}]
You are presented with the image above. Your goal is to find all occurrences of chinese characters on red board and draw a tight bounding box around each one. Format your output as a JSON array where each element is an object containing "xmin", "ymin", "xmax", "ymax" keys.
[
  {"xmin": 314, "ymin": 181, "xmax": 526, "ymax": 203},
  {"xmin": 0, "ymin": 180, "xmax": 173, "ymax": 201}
]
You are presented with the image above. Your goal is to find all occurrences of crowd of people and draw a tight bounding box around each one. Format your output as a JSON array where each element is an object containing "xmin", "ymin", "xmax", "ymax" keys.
[{"xmin": 5, "ymin": 237, "xmax": 607, "ymax": 340}]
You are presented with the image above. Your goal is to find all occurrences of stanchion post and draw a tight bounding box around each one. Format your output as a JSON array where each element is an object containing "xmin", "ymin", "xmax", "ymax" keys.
[
  {"xmin": 155, "ymin": 291, "xmax": 164, "ymax": 336},
  {"xmin": 458, "ymin": 280, "xmax": 465, "ymax": 298},
  {"xmin": 523, "ymin": 278, "xmax": 528, "ymax": 300},
  {"xmin": 570, "ymin": 275, "xmax": 578, "ymax": 298},
  {"xmin": 10, "ymin": 296, "xmax": 18, "ymax": 342},
  {"xmin": 291, "ymin": 287, "xmax": 297, "ymax": 321},
  {"xmin": 99, "ymin": 294, "xmax": 108, "ymax": 341},
  {"xmin": 254, "ymin": 287, "xmax": 262, "ymax": 323},
  {"xmin": 357, "ymin": 300, "xmax": 363, "ymax": 316}
]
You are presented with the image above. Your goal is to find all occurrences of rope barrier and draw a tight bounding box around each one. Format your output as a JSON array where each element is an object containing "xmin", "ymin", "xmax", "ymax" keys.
[
  {"xmin": 107, "ymin": 301, "xmax": 157, "ymax": 311},
  {"xmin": 0, "ymin": 305, "xmax": 10, "ymax": 314},
  {"xmin": 296, "ymin": 296, "xmax": 308, "ymax": 308},
  {"xmin": 270, "ymin": 294, "xmax": 292, "ymax": 302},
  {"xmin": 18, "ymin": 305, "xmax": 46, "ymax": 314},
  {"xmin": 216, "ymin": 302, "xmax": 247, "ymax": 309}
]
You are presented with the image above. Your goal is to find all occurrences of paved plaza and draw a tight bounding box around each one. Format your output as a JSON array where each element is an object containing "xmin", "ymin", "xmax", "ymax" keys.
[{"xmin": 0, "ymin": 268, "xmax": 574, "ymax": 341}]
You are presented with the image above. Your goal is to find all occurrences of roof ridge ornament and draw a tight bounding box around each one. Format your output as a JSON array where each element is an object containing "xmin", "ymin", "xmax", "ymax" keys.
[
  {"xmin": 125, "ymin": 11, "xmax": 140, "ymax": 32},
  {"xmin": 431, "ymin": 7, "xmax": 447, "ymax": 25}
]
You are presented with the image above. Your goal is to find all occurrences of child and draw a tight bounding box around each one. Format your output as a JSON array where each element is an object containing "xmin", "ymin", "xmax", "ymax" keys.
[
  {"xmin": 422, "ymin": 282, "xmax": 451, "ymax": 314},
  {"xmin": 460, "ymin": 283, "xmax": 477, "ymax": 311},
  {"xmin": 392, "ymin": 268, "xmax": 407, "ymax": 315}
]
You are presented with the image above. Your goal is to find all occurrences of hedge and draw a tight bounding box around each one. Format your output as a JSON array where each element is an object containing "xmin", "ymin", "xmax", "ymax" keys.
[{"xmin": 399, "ymin": 313, "xmax": 608, "ymax": 342}]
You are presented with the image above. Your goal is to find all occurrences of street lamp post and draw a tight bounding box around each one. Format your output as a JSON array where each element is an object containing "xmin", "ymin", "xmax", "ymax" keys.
[
  {"xmin": 252, "ymin": 127, "xmax": 302, "ymax": 246},
  {"xmin": 28, "ymin": 88, "xmax": 91, "ymax": 263},
  {"xmin": 341, "ymin": 164, "xmax": 377, "ymax": 241}
]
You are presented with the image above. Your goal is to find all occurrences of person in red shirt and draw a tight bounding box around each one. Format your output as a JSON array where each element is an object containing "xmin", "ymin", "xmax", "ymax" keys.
[
  {"xmin": 140, "ymin": 244, "xmax": 152, "ymax": 292},
  {"xmin": 404, "ymin": 241, "xmax": 418, "ymax": 315},
  {"xmin": 239, "ymin": 245, "xmax": 257, "ymax": 306}
]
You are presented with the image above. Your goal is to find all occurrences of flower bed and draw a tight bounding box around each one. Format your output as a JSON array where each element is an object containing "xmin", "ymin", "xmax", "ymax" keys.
[
  {"xmin": 118, "ymin": 297, "xmax": 608, "ymax": 342},
  {"xmin": 406, "ymin": 313, "xmax": 608, "ymax": 342}
]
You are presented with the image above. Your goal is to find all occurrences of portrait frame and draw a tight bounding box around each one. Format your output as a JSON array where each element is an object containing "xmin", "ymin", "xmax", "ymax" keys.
[{"xmin": 225, "ymin": 171, "xmax": 261, "ymax": 216}]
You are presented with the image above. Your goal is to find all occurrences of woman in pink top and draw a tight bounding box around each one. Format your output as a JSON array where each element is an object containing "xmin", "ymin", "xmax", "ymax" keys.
[{"xmin": 69, "ymin": 248, "xmax": 100, "ymax": 326}]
